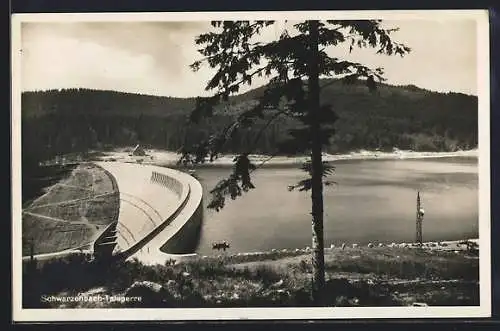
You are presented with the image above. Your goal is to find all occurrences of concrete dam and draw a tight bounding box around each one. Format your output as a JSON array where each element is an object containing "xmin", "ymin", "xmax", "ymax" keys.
[{"xmin": 94, "ymin": 161, "xmax": 204, "ymax": 264}]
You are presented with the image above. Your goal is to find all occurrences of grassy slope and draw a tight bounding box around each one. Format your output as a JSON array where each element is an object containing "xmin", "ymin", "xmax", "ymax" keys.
[
  {"xmin": 22, "ymin": 163, "xmax": 120, "ymax": 256},
  {"xmin": 25, "ymin": 246, "xmax": 479, "ymax": 308}
]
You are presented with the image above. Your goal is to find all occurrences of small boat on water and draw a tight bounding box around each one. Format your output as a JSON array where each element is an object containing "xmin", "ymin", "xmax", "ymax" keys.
[{"xmin": 212, "ymin": 240, "xmax": 230, "ymax": 251}]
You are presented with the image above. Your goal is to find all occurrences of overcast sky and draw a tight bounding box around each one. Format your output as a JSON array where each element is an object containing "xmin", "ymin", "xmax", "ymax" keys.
[{"xmin": 20, "ymin": 19, "xmax": 478, "ymax": 97}]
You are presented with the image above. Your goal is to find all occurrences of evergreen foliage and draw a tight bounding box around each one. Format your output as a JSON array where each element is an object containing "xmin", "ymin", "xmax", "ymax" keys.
[
  {"xmin": 21, "ymin": 81, "xmax": 477, "ymax": 166},
  {"xmin": 178, "ymin": 20, "xmax": 412, "ymax": 303}
]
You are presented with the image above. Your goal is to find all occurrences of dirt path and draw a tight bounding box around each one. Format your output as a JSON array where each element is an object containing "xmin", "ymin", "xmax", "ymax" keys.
[
  {"xmin": 56, "ymin": 183, "xmax": 95, "ymax": 192},
  {"xmin": 22, "ymin": 211, "xmax": 91, "ymax": 226},
  {"xmin": 25, "ymin": 191, "xmax": 116, "ymax": 210}
]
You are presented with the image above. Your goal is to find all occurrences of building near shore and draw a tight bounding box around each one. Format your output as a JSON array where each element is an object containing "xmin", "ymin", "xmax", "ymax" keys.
[{"xmin": 132, "ymin": 144, "xmax": 147, "ymax": 156}]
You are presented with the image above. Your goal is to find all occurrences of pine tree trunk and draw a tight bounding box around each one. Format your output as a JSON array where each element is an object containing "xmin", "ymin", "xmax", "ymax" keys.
[{"xmin": 308, "ymin": 20, "xmax": 326, "ymax": 304}]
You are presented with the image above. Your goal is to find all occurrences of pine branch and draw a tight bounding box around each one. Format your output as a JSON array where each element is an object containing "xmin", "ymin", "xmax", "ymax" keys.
[
  {"xmin": 249, "ymin": 152, "xmax": 279, "ymax": 174},
  {"xmin": 185, "ymin": 19, "xmax": 411, "ymax": 211},
  {"xmin": 248, "ymin": 110, "xmax": 286, "ymax": 153}
]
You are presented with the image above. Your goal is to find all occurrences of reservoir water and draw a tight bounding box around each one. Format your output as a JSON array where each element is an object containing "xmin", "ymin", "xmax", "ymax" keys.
[{"xmin": 194, "ymin": 157, "xmax": 479, "ymax": 255}]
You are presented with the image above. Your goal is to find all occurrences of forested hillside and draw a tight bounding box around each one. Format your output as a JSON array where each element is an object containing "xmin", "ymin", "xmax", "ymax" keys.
[{"xmin": 21, "ymin": 79, "xmax": 478, "ymax": 167}]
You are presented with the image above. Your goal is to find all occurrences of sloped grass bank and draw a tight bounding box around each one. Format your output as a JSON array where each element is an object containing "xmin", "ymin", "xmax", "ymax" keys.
[
  {"xmin": 22, "ymin": 247, "xmax": 479, "ymax": 308},
  {"xmin": 22, "ymin": 163, "xmax": 120, "ymax": 256}
]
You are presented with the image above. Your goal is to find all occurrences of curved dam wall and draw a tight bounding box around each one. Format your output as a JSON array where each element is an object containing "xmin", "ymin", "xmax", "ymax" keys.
[
  {"xmin": 95, "ymin": 162, "xmax": 203, "ymax": 261},
  {"xmin": 160, "ymin": 194, "xmax": 204, "ymax": 254}
]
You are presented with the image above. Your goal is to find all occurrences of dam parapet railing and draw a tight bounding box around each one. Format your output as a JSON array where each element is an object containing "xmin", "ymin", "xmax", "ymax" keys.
[
  {"xmin": 142, "ymin": 166, "xmax": 204, "ymax": 258},
  {"xmin": 150, "ymin": 170, "xmax": 183, "ymax": 198}
]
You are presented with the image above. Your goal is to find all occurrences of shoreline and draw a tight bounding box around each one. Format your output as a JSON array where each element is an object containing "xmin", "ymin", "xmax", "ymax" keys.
[
  {"xmin": 201, "ymin": 237, "xmax": 480, "ymax": 258},
  {"xmin": 97, "ymin": 148, "xmax": 478, "ymax": 167},
  {"xmin": 26, "ymin": 235, "xmax": 480, "ymax": 264},
  {"xmin": 155, "ymin": 237, "xmax": 481, "ymax": 265}
]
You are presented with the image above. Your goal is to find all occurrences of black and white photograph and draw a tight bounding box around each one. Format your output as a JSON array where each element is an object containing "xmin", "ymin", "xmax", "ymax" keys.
[{"xmin": 11, "ymin": 10, "xmax": 491, "ymax": 321}]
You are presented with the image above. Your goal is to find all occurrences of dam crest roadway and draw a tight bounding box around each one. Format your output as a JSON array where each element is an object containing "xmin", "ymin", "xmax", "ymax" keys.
[{"xmin": 94, "ymin": 161, "xmax": 203, "ymax": 265}]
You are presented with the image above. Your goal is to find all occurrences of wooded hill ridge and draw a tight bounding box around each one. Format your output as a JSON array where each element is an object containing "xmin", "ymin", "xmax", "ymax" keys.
[{"xmin": 21, "ymin": 79, "xmax": 478, "ymax": 166}]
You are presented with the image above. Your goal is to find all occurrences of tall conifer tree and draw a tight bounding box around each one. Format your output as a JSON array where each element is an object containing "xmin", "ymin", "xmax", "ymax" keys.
[{"xmin": 180, "ymin": 20, "xmax": 410, "ymax": 303}]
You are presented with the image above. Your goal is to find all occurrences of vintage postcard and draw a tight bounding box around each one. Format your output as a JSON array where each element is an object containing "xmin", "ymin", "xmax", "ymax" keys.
[{"xmin": 11, "ymin": 10, "xmax": 491, "ymax": 321}]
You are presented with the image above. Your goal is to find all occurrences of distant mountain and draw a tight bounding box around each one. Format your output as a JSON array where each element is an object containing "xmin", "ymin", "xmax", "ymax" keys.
[
  {"xmin": 21, "ymin": 88, "xmax": 195, "ymax": 118},
  {"xmin": 21, "ymin": 79, "xmax": 478, "ymax": 166}
]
